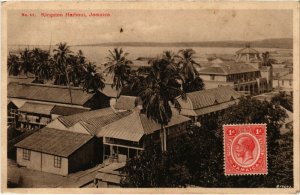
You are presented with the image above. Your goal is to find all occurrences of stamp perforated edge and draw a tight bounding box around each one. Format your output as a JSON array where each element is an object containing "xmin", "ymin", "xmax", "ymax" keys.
[{"xmin": 223, "ymin": 123, "xmax": 268, "ymax": 176}]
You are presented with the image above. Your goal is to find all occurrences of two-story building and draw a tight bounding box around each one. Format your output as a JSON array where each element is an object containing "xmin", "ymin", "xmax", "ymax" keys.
[{"xmin": 8, "ymin": 82, "xmax": 112, "ymax": 130}]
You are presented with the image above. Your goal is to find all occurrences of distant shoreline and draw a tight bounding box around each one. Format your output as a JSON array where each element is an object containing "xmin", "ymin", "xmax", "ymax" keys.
[{"xmin": 8, "ymin": 38, "xmax": 293, "ymax": 49}]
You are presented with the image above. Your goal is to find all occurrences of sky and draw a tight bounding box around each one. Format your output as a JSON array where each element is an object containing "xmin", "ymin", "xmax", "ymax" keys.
[{"xmin": 8, "ymin": 9, "xmax": 293, "ymax": 45}]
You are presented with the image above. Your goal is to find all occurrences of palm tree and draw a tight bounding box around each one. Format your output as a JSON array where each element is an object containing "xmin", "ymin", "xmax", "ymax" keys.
[
  {"xmin": 19, "ymin": 48, "xmax": 34, "ymax": 77},
  {"xmin": 53, "ymin": 42, "xmax": 73, "ymax": 103},
  {"xmin": 139, "ymin": 57, "xmax": 186, "ymax": 152},
  {"xmin": 162, "ymin": 50, "xmax": 177, "ymax": 66},
  {"xmin": 68, "ymin": 51, "xmax": 86, "ymax": 87},
  {"xmin": 104, "ymin": 48, "xmax": 132, "ymax": 100},
  {"xmin": 261, "ymin": 51, "xmax": 274, "ymax": 67},
  {"xmin": 8, "ymin": 53, "xmax": 21, "ymax": 76},
  {"xmin": 177, "ymin": 49, "xmax": 204, "ymax": 92},
  {"xmin": 31, "ymin": 48, "xmax": 53, "ymax": 83},
  {"xmin": 82, "ymin": 62, "xmax": 105, "ymax": 93}
]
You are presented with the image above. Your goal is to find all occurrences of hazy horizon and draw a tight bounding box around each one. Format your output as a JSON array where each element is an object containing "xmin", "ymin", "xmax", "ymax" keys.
[{"xmin": 8, "ymin": 10, "xmax": 292, "ymax": 45}]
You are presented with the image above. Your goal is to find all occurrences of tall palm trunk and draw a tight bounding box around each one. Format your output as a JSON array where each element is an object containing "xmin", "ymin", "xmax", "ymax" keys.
[
  {"xmin": 160, "ymin": 124, "xmax": 167, "ymax": 152},
  {"xmin": 64, "ymin": 64, "xmax": 73, "ymax": 104}
]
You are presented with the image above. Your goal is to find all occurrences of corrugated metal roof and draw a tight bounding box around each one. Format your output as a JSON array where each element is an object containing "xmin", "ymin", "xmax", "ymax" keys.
[
  {"xmin": 99, "ymin": 109, "xmax": 191, "ymax": 142},
  {"xmin": 140, "ymin": 113, "xmax": 191, "ymax": 135},
  {"xmin": 114, "ymin": 96, "xmax": 142, "ymax": 110},
  {"xmin": 15, "ymin": 128, "xmax": 93, "ymax": 157},
  {"xmin": 186, "ymin": 86, "xmax": 242, "ymax": 110},
  {"xmin": 198, "ymin": 62, "xmax": 259, "ymax": 75},
  {"xmin": 81, "ymin": 110, "xmax": 133, "ymax": 136},
  {"xmin": 51, "ymin": 106, "xmax": 90, "ymax": 116},
  {"xmin": 58, "ymin": 107, "xmax": 116, "ymax": 128},
  {"xmin": 19, "ymin": 102, "xmax": 55, "ymax": 115},
  {"xmin": 8, "ymin": 82, "xmax": 95, "ymax": 106},
  {"xmin": 99, "ymin": 110, "xmax": 145, "ymax": 142},
  {"xmin": 194, "ymin": 100, "xmax": 239, "ymax": 115}
]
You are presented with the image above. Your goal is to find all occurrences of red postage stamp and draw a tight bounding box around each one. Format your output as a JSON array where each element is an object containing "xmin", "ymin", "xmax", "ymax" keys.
[{"xmin": 223, "ymin": 124, "xmax": 268, "ymax": 175}]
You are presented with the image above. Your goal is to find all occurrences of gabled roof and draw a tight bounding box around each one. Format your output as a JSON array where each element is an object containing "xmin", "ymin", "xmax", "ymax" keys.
[
  {"xmin": 8, "ymin": 82, "xmax": 95, "ymax": 106},
  {"xmin": 15, "ymin": 128, "xmax": 93, "ymax": 157},
  {"xmin": 58, "ymin": 107, "xmax": 116, "ymax": 128},
  {"xmin": 51, "ymin": 106, "xmax": 90, "ymax": 116},
  {"xmin": 177, "ymin": 87, "xmax": 242, "ymax": 117},
  {"xmin": 80, "ymin": 110, "xmax": 133, "ymax": 136},
  {"xmin": 198, "ymin": 62, "xmax": 259, "ymax": 75},
  {"xmin": 19, "ymin": 102, "xmax": 55, "ymax": 115},
  {"xmin": 236, "ymin": 47, "xmax": 259, "ymax": 54},
  {"xmin": 98, "ymin": 109, "xmax": 191, "ymax": 142}
]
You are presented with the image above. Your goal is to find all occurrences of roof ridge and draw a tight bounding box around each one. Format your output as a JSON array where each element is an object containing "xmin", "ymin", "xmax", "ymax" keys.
[{"xmin": 9, "ymin": 82, "xmax": 87, "ymax": 91}]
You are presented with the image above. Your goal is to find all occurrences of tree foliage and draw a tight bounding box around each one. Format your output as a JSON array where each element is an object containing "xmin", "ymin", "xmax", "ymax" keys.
[
  {"xmin": 7, "ymin": 43, "xmax": 105, "ymax": 93},
  {"xmin": 271, "ymin": 91, "xmax": 293, "ymax": 112}
]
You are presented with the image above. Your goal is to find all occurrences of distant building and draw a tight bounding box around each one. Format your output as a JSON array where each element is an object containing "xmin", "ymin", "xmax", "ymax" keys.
[
  {"xmin": 198, "ymin": 46, "xmax": 275, "ymax": 94},
  {"xmin": 176, "ymin": 86, "xmax": 242, "ymax": 123},
  {"xmin": 273, "ymin": 73, "xmax": 293, "ymax": 94},
  {"xmin": 198, "ymin": 62, "xmax": 267, "ymax": 94},
  {"xmin": 15, "ymin": 128, "xmax": 98, "ymax": 176},
  {"xmin": 235, "ymin": 45, "xmax": 260, "ymax": 63}
]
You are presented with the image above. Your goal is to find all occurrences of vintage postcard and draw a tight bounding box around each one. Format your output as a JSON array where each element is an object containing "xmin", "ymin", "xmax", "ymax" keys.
[{"xmin": 1, "ymin": 1, "xmax": 299, "ymax": 194}]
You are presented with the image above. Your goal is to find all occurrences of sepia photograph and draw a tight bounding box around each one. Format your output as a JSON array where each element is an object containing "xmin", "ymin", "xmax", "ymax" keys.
[{"xmin": 2, "ymin": 1, "xmax": 299, "ymax": 193}]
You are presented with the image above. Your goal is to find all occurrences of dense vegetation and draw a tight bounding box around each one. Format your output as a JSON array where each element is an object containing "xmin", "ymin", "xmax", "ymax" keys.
[
  {"xmin": 121, "ymin": 97, "xmax": 293, "ymax": 188},
  {"xmin": 271, "ymin": 91, "xmax": 293, "ymax": 112}
]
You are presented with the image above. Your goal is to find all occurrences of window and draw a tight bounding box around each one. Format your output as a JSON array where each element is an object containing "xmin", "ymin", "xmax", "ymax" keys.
[
  {"xmin": 282, "ymin": 80, "xmax": 284, "ymax": 86},
  {"xmin": 54, "ymin": 156, "xmax": 62, "ymax": 168},
  {"xmin": 289, "ymin": 80, "xmax": 292, "ymax": 86},
  {"xmin": 23, "ymin": 149, "xmax": 30, "ymax": 160},
  {"xmin": 210, "ymin": 75, "xmax": 215, "ymax": 80}
]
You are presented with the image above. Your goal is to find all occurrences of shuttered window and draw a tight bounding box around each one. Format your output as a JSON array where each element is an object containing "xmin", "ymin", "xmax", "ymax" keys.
[
  {"xmin": 23, "ymin": 149, "xmax": 30, "ymax": 160},
  {"xmin": 54, "ymin": 156, "xmax": 62, "ymax": 168}
]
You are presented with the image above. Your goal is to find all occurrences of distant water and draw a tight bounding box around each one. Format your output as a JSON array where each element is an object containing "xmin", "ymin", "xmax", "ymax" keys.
[{"xmin": 8, "ymin": 45, "xmax": 291, "ymax": 67}]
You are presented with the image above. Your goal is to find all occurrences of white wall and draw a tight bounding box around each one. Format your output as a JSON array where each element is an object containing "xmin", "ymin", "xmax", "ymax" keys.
[{"xmin": 16, "ymin": 148, "xmax": 68, "ymax": 176}]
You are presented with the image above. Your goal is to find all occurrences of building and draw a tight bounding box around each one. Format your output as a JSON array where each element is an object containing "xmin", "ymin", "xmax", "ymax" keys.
[
  {"xmin": 18, "ymin": 102, "xmax": 54, "ymax": 131},
  {"xmin": 198, "ymin": 62, "xmax": 267, "ymax": 94},
  {"xmin": 198, "ymin": 45, "xmax": 275, "ymax": 94},
  {"xmin": 235, "ymin": 45, "xmax": 260, "ymax": 63},
  {"xmin": 114, "ymin": 95, "xmax": 142, "ymax": 111},
  {"xmin": 273, "ymin": 73, "xmax": 293, "ymax": 94},
  {"xmin": 176, "ymin": 86, "xmax": 242, "ymax": 123},
  {"xmin": 98, "ymin": 108, "xmax": 191, "ymax": 161},
  {"xmin": 8, "ymin": 82, "xmax": 110, "ymax": 109},
  {"xmin": 8, "ymin": 82, "xmax": 111, "ymax": 130},
  {"xmin": 15, "ymin": 128, "xmax": 98, "ymax": 176},
  {"xmin": 94, "ymin": 162, "xmax": 125, "ymax": 188},
  {"xmin": 98, "ymin": 84, "xmax": 118, "ymax": 107}
]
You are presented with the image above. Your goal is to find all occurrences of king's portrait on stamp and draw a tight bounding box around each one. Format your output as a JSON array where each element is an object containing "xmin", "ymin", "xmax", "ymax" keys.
[{"xmin": 1, "ymin": 1, "xmax": 299, "ymax": 194}]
